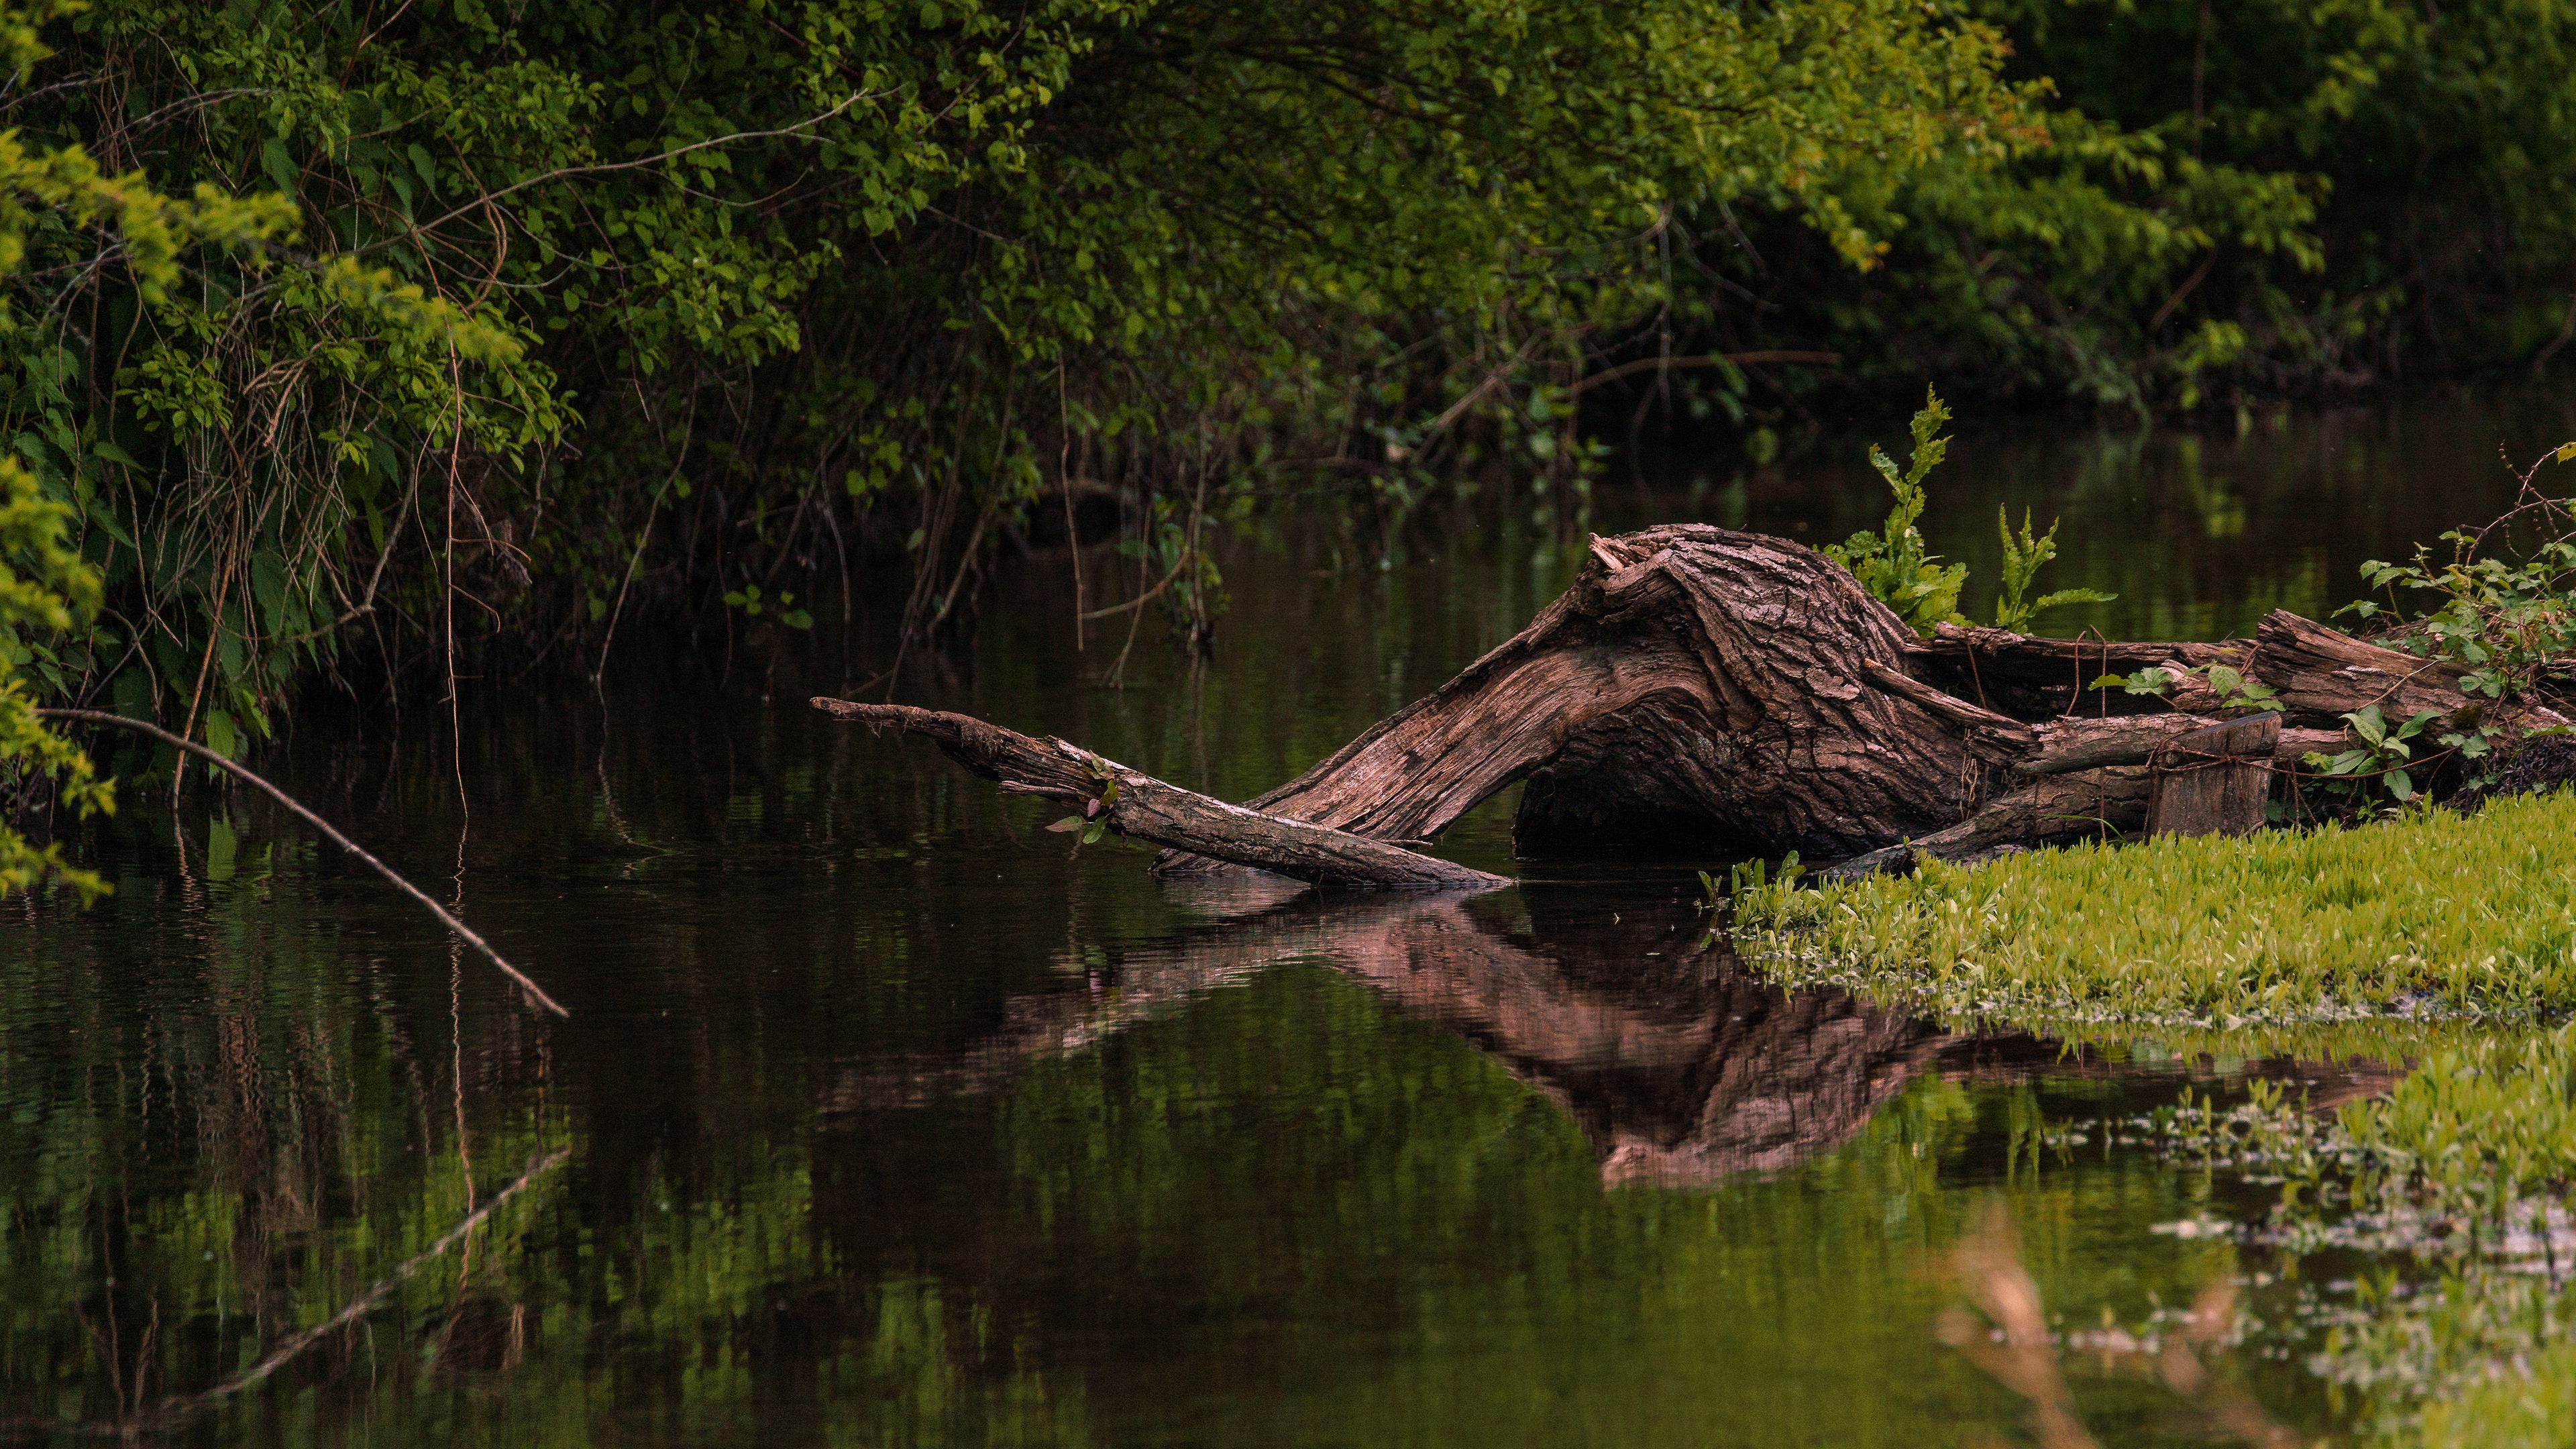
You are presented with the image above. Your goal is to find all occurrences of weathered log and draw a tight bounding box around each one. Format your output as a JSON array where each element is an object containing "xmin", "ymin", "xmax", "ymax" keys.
[
  {"xmin": 2146, "ymin": 712, "xmax": 2282, "ymax": 838},
  {"xmin": 2023, "ymin": 716, "xmax": 2341, "ymax": 776},
  {"xmin": 811, "ymin": 698, "xmax": 1508, "ymax": 889},
  {"xmin": 1858, "ymin": 659, "xmax": 2037, "ymax": 756},
  {"xmin": 837, "ymin": 525, "xmax": 2563, "ymax": 885},
  {"xmin": 2025, "ymin": 713, "xmax": 2222, "ymax": 774},
  {"xmin": 1822, "ymin": 767, "xmax": 2155, "ymax": 879},
  {"xmin": 1172, "ymin": 526, "xmax": 2027, "ymax": 868},
  {"xmin": 2247, "ymin": 609, "xmax": 2474, "ymax": 723},
  {"xmin": 1907, "ymin": 624, "xmax": 2247, "ymax": 718}
]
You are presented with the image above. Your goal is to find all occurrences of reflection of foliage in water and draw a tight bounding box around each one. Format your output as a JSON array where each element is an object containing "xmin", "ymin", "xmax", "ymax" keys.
[{"xmin": 7, "ymin": 879, "xmax": 2304, "ymax": 1449}]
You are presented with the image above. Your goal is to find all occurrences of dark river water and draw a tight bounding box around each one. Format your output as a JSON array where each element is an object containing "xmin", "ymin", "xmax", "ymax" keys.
[{"xmin": 7, "ymin": 393, "xmax": 2573, "ymax": 1446}]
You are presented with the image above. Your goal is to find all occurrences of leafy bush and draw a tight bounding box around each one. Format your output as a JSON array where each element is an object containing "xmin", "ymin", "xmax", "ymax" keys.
[
  {"xmin": 0, "ymin": 0, "xmax": 2045, "ymax": 746},
  {"xmin": 2345, "ymin": 446, "xmax": 2576, "ymax": 702}
]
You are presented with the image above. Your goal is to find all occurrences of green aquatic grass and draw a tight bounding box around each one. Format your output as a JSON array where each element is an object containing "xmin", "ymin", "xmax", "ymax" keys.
[
  {"xmin": 2339, "ymin": 1026, "xmax": 2576, "ymax": 1212},
  {"xmin": 2414, "ymin": 1343, "xmax": 2576, "ymax": 1449},
  {"xmin": 1731, "ymin": 790, "xmax": 2576, "ymax": 1030},
  {"xmin": 2165, "ymin": 1029, "xmax": 2576, "ymax": 1446}
]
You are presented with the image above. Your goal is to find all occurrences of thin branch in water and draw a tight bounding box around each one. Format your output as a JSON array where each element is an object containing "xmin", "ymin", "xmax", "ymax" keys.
[{"xmin": 33, "ymin": 708, "xmax": 568, "ymax": 1018}]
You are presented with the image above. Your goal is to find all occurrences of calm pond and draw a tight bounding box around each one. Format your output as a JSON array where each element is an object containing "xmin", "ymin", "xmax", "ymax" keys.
[{"xmin": 7, "ymin": 393, "xmax": 2574, "ymax": 1446}]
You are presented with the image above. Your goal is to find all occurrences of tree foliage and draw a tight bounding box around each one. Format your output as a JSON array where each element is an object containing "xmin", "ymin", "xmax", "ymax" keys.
[
  {"xmin": 0, "ymin": 0, "xmax": 2037, "ymax": 774},
  {"xmin": 0, "ymin": 0, "xmax": 2571, "ymax": 796},
  {"xmin": 1670, "ymin": 0, "xmax": 2576, "ymax": 416}
]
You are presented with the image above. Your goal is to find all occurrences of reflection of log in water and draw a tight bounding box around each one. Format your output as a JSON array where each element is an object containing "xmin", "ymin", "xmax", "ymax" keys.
[{"xmin": 827, "ymin": 883, "xmax": 1945, "ymax": 1186}]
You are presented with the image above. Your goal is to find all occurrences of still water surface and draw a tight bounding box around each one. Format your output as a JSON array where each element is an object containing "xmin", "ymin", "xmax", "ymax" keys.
[{"xmin": 7, "ymin": 395, "xmax": 2575, "ymax": 1445}]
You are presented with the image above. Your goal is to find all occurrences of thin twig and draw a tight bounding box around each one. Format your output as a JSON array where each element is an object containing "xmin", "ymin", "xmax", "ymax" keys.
[
  {"xmin": 356, "ymin": 93, "xmax": 879, "ymax": 258},
  {"xmin": 1560, "ymin": 350, "xmax": 1842, "ymax": 398},
  {"xmin": 34, "ymin": 709, "xmax": 567, "ymax": 1018}
]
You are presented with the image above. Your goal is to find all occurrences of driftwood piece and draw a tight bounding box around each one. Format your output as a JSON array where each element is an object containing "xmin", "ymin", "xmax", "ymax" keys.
[
  {"xmin": 2026, "ymin": 716, "xmax": 2343, "ymax": 776},
  {"xmin": 2146, "ymin": 712, "xmax": 2282, "ymax": 838},
  {"xmin": 2248, "ymin": 610, "xmax": 2473, "ymax": 723},
  {"xmin": 811, "ymin": 698, "xmax": 1508, "ymax": 889},
  {"xmin": 2025, "ymin": 714, "xmax": 2222, "ymax": 774},
  {"xmin": 1913, "ymin": 623, "xmax": 2241, "ymax": 686},
  {"xmin": 1907, "ymin": 624, "xmax": 2247, "ymax": 717},
  {"xmin": 1858, "ymin": 659, "xmax": 2037, "ymax": 755},
  {"xmin": 1822, "ymin": 767, "xmax": 2155, "ymax": 879}
]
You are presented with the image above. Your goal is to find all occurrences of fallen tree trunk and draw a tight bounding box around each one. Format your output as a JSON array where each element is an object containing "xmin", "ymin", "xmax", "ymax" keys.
[{"xmin": 826, "ymin": 523, "xmax": 2567, "ymax": 884}]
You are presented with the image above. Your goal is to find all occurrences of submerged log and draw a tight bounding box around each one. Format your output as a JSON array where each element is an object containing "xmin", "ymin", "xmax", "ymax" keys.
[
  {"xmin": 830, "ymin": 523, "xmax": 2560, "ymax": 883},
  {"xmin": 811, "ymin": 699, "xmax": 1507, "ymax": 888}
]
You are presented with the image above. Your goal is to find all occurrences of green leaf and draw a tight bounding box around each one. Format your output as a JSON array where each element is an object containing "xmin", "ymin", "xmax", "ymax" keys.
[
  {"xmin": 1044, "ymin": 816, "xmax": 1085, "ymax": 833},
  {"xmin": 205, "ymin": 708, "xmax": 236, "ymax": 761},
  {"xmin": 260, "ymin": 136, "xmax": 297, "ymax": 195}
]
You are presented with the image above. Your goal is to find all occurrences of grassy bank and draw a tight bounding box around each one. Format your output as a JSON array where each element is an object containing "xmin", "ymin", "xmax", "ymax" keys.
[
  {"xmin": 1739, "ymin": 804, "xmax": 2576, "ymax": 1444},
  {"xmin": 1729, "ymin": 790, "xmax": 2576, "ymax": 1031}
]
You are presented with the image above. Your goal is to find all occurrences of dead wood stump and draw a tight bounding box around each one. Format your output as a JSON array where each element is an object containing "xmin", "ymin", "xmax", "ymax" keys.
[{"xmin": 2145, "ymin": 712, "xmax": 2282, "ymax": 838}]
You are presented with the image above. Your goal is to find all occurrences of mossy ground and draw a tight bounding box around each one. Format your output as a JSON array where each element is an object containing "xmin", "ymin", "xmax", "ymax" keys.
[{"xmin": 1730, "ymin": 789, "xmax": 2576, "ymax": 1033}]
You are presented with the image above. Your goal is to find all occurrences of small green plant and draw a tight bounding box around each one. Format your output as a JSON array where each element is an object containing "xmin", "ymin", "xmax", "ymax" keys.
[
  {"xmin": 1827, "ymin": 390, "xmax": 2112, "ymax": 637},
  {"xmin": 1044, "ymin": 754, "xmax": 1123, "ymax": 849},
  {"xmin": 2303, "ymin": 703, "xmax": 2443, "ymax": 802},
  {"xmin": 1699, "ymin": 853, "xmax": 1801, "ymax": 912},
  {"xmin": 719, "ymin": 584, "xmax": 814, "ymax": 630},
  {"xmin": 1991, "ymin": 509, "xmax": 2116, "ymax": 633},
  {"xmin": 2092, "ymin": 661, "xmax": 2282, "ymax": 712},
  {"xmin": 1825, "ymin": 389, "xmax": 1969, "ymax": 635}
]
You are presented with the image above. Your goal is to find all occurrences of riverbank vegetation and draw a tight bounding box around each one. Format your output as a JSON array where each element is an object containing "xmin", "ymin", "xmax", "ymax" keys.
[
  {"xmin": 0, "ymin": 0, "xmax": 2572, "ymax": 812},
  {"xmin": 1730, "ymin": 789, "xmax": 2576, "ymax": 1030}
]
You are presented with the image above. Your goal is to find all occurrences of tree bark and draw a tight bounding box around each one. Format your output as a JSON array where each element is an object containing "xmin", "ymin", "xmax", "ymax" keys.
[{"xmin": 2247, "ymin": 609, "xmax": 2475, "ymax": 722}]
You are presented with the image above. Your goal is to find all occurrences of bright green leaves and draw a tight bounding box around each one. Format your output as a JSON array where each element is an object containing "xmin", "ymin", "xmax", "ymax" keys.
[
  {"xmin": 1826, "ymin": 388, "xmax": 1971, "ymax": 635},
  {"xmin": 1992, "ymin": 507, "xmax": 2115, "ymax": 633},
  {"xmin": 2341, "ymin": 447, "xmax": 2576, "ymax": 702},
  {"xmin": 2302, "ymin": 703, "xmax": 2445, "ymax": 804},
  {"xmin": 2089, "ymin": 661, "xmax": 2278, "ymax": 712},
  {"xmin": 1828, "ymin": 389, "xmax": 2114, "ymax": 638},
  {"xmin": 0, "ymin": 452, "xmax": 112, "ymax": 900},
  {"xmin": 1044, "ymin": 756, "xmax": 1121, "ymax": 849},
  {"xmin": 720, "ymin": 584, "xmax": 812, "ymax": 629}
]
